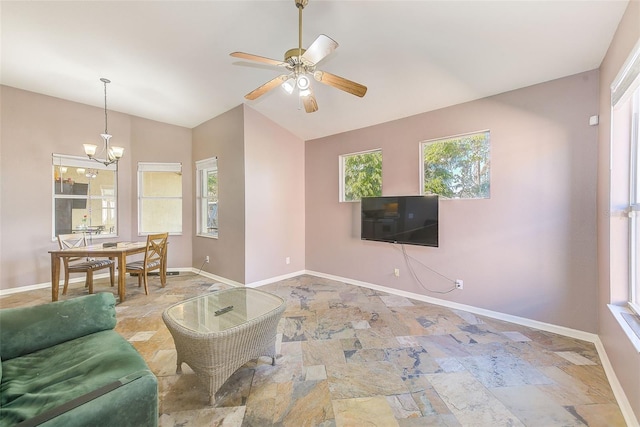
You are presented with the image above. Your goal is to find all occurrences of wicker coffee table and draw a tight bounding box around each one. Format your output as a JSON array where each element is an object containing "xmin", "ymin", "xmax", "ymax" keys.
[{"xmin": 162, "ymin": 287, "xmax": 286, "ymax": 405}]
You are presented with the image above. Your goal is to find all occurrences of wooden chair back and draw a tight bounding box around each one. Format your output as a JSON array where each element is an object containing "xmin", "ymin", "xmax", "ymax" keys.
[
  {"xmin": 125, "ymin": 232, "xmax": 169, "ymax": 295},
  {"xmin": 56, "ymin": 233, "xmax": 115, "ymax": 295},
  {"xmin": 144, "ymin": 233, "xmax": 168, "ymax": 269},
  {"xmin": 57, "ymin": 233, "xmax": 88, "ymax": 262}
]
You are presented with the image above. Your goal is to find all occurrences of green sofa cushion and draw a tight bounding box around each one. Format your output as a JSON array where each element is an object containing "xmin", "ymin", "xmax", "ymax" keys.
[
  {"xmin": 0, "ymin": 330, "xmax": 152, "ymax": 426},
  {"xmin": 0, "ymin": 293, "xmax": 117, "ymax": 361}
]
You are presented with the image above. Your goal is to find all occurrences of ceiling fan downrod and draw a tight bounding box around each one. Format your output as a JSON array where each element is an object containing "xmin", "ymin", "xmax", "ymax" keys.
[{"xmin": 295, "ymin": 0, "xmax": 308, "ymax": 60}]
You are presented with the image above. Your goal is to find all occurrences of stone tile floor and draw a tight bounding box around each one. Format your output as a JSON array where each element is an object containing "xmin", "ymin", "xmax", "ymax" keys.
[{"xmin": 0, "ymin": 273, "xmax": 627, "ymax": 426}]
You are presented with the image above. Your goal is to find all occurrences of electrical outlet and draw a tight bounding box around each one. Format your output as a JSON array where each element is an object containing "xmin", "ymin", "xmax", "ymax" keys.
[
  {"xmin": 205, "ymin": 256, "xmax": 210, "ymax": 263},
  {"xmin": 285, "ymin": 257, "xmax": 291, "ymax": 265},
  {"xmin": 455, "ymin": 279, "xmax": 463, "ymax": 289},
  {"xmin": 394, "ymin": 268, "xmax": 400, "ymax": 277}
]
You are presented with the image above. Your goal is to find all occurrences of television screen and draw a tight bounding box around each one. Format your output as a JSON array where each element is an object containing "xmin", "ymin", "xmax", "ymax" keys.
[{"xmin": 361, "ymin": 195, "xmax": 438, "ymax": 247}]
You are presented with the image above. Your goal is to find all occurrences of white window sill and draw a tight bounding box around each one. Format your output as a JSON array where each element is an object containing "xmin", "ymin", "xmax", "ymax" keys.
[
  {"xmin": 197, "ymin": 233, "xmax": 218, "ymax": 239},
  {"xmin": 608, "ymin": 304, "xmax": 640, "ymax": 353}
]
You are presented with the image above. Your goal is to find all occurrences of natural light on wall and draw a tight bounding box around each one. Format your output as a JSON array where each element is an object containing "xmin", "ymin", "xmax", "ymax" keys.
[{"xmin": 137, "ymin": 162, "xmax": 182, "ymax": 235}]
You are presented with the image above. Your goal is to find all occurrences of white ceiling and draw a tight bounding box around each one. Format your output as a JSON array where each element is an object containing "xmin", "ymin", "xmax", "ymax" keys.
[{"xmin": 0, "ymin": 1, "xmax": 629, "ymax": 141}]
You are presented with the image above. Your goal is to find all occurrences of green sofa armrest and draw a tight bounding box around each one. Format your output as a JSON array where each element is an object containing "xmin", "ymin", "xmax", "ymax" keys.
[{"xmin": 0, "ymin": 293, "xmax": 117, "ymax": 361}]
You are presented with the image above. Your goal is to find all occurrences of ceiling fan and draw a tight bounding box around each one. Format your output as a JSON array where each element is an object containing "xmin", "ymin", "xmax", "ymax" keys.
[{"xmin": 230, "ymin": 0, "xmax": 367, "ymax": 113}]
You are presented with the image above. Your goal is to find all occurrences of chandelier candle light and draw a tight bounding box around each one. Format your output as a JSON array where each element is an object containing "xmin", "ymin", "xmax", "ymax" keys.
[{"xmin": 83, "ymin": 78, "xmax": 124, "ymax": 166}]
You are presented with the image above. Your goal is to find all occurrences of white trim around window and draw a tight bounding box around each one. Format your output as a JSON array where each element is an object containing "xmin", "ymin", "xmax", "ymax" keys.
[{"xmin": 137, "ymin": 162, "xmax": 183, "ymax": 236}]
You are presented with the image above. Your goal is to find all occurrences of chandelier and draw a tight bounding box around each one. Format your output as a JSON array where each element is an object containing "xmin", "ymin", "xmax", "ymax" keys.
[{"xmin": 83, "ymin": 78, "xmax": 124, "ymax": 166}]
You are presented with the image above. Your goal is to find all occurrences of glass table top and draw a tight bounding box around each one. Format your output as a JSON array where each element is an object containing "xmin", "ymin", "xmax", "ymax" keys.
[{"xmin": 164, "ymin": 287, "xmax": 285, "ymax": 334}]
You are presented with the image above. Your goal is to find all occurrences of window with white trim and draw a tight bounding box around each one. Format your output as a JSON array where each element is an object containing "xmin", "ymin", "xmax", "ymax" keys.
[
  {"xmin": 137, "ymin": 162, "xmax": 182, "ymax": 235},
  {"xmin": 630, "ymin": 88, "xmax": 640, "ymax": 314},
  {"xmin": 52, "ymin": 154, "xmax": 117, "ymax": 239},
  {"xmin": 196, "ymin": 157, "xmax": 218, "ymax": 238},
  {"xmin": 421, "ymin": 131, "xmax": 490, "ymax": 199},
  {"xmin": 339, "ymin": 149, "xmax": 382, "ymax": 202},
  {"xmin": 611, "ymin": 38, "xmax": 640, "ymax": 317}
]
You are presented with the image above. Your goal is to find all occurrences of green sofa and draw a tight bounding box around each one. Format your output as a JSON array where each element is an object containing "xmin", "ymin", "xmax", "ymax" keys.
[{"xmin": 0, "ymin": 293, "xmax": 158, "ymax": 427}]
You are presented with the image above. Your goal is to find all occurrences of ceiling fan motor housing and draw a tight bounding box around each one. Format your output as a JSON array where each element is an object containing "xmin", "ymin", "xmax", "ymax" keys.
[{"xmin": 285, "ymin": 48, "xmax": 307, "ymax": 62}]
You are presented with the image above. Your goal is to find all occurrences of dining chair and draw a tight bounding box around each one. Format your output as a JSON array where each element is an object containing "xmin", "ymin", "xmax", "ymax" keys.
[
  {"xmin": 125, "ymin": 232, "xmax": 169, "ymax": 295},
  {"xmin": 57, "ymin": 233, "xmax": 115, "ymax": 295}
]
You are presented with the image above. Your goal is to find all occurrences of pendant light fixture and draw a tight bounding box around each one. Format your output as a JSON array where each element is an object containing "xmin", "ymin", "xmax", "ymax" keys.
[{"xmin": 83, "ymin": 78, "xmax": 124, "ymax": 166}]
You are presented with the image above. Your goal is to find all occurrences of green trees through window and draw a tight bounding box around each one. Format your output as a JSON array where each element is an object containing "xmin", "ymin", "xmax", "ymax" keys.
[
  {"xmin": 422, "ymin": 131, "xmax": 490, "ymax": 199},
  {"xmin": 196, "ymin": 157, "xmax": 218, "ymax": 238},
  {"xmin": 341, "ymin": 150, "xmax": 382, "ymax": 202}
]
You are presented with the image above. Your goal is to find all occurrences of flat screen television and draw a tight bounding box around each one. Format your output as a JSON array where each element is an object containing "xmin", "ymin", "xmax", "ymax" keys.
[{"xmin": 361, "ymin": 195, "xmax": 438, "ymax": 247}]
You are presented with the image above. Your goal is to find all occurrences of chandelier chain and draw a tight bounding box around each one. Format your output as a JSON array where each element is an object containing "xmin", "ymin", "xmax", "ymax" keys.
[{"xmin": 103, "ymin": 79, "xmax": 108, "ymax": 135}]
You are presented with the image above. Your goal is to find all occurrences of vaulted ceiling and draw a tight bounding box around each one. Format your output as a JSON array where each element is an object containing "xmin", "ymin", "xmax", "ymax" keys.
[{"xmin": 0, "ymin": 1, "xmax": 629, "ymax": 140}]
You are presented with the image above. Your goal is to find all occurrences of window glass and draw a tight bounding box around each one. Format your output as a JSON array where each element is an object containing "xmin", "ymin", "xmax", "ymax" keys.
[
  {"xmin": 138, "ymin": 163, "xmax": 182, "ymax": 234},
  {"xmin": 52, "ymin": 154, "xmax": 117, "ymax": 239},
  {"xmin": 196, "ymin": 157, "xmax": 218, "ymax": 238},
  {"xmin": 421, "ymin": 131, "xmax": 490, "ymax": 199},
  {"xmin": 629, "ymin": 88, "xmax": 640, "ymax": 313},
  {"xmin": 340, "ymin": 149, "xmax": 382, "ymax": 202}
]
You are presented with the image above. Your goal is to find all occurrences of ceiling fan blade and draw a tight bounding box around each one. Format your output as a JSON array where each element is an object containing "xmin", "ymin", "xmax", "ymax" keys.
[
  {"xmin": 314, "ymin": 70, "xmax": 367, "ymax": 97},
  {"xmin": 301, "ymin": 34, "xmax": 338, "ymax": 65},
  {"xmin": 245, "ymin": 75, "xmax": 288, "ymax": 100},
  {"xmin": 301, "ymin": 89, "xmax": 318, "ymax": 113},
  {"xmin": 230, "ymin": 52, "xmax": 286, "ymax": 67}
]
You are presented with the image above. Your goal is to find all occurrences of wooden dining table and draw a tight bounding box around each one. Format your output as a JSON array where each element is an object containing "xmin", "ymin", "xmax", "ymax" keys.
[{"xmin": 49, "ymin": 241, "xmax": 148, "ymax": 303}]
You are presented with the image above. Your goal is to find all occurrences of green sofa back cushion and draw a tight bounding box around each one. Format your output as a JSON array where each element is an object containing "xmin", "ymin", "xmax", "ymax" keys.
[{"xmin": 0, "ymin": 293, "xmax": 117, "ymax": 360}]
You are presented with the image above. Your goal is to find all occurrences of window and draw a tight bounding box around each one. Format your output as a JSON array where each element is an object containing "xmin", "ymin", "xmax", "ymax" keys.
[
  {"xmin": 611, "ymin": 39, "xmax": 640, "ymax": 316},
  {"xmin": 196, "ymin": 157, "xmax": 218, "ymax": 238},
  {"xmin": 137, "ymin": 162, "xmax": 182, "ymax": 235},
  {"xmin": 421, "ymin": 131, "xmax": 490, "ymax": 199},
  {"xmin": 339, "ymin": 149, "xmax": 382, "ymax": 202},
  {"xmin": 52, "ymin": 154, "xmax": 117, "ymax": 239},
  {"xmin": 630, "ymin": 88, "xmax": 640, "ymax": 314}
]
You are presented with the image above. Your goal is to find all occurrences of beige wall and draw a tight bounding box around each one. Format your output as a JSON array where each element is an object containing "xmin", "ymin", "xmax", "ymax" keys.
[
  {"xmin": 597, "ymin": 0, "xmax": 640, "ymax": 421},
  {"xmin": 0, "ymin": 86, "xmax": 192, "ymax": 290},
  {"xmin": 129, "ymin": 117, "xmax": 193, "ymax": 267},
  {"xmin": 243, "ymin": 106, "xmax": 305, "ymax": 284},
  {"xmin": 190, "ymin": 105, "xmax": 306, "ymax": 285},
  {"xmin": 306, "ymin": 70, "xmax": 599, "ymax": 333},
  {"xmin": 192, "ymin": 105, "xmax": 246, "ymax": 283}
]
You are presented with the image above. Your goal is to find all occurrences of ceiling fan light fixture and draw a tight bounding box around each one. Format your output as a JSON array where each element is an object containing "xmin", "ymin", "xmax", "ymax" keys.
[
  {"xmin": 229, "ymin": 0, "xmax": 366, "ymax": 113},
  {"xmin": 282, "ymin": 78, "xmax": 295, "ymax": 94},
  {"xmin": 297, "ymin": 74, "xmax": 310, "ymax": 90}
]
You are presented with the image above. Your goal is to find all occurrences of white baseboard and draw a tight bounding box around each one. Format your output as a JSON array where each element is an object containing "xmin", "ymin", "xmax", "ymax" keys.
[
  {"xmin": 2, "ymin": 267, "xmax": 636, "ymax": 426},
  {"xmin": 304, "ymin": 270, "xmax": 598, "ymax": 343},
  {"xmin": 245, "ymin": 270, "xmax": 306, "ymax": 288},
  {"xmin": 593, "ymin": 337, "xmax": 640, "ymax": 427},
  {"xmin": 188, "ymin": 268, "xmax": 244, "ymax": 288},
  {"xmin": 0, "ymin": 273, "xmax": 114, "ymax": 296},
  {"xmin": 301, "ymin": 270, "xmax": 638, "ymax": 427}
]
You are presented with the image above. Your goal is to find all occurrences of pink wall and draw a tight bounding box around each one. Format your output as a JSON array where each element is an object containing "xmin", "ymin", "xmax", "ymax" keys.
[
  {"xmin": 306, "ymin": 70, "xmax": 599, "ymax": 333},
  {"xmin": 192, "ymin": 105, "xmax": 246, "ymax": 283},
  {"xmin": 129, "ymin": 117, "xmax": 193, "ymax": 267},
  {"xmin": 243, "ymin": 106, "xmax": 305, "ymax": 284},
  {"xmin": 597, "ymin": 0, "xmax": 640, "ymax": 421},
  {"xmin": 0, "ymin": 86, "xmax": 192, "ymax": 290}
]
